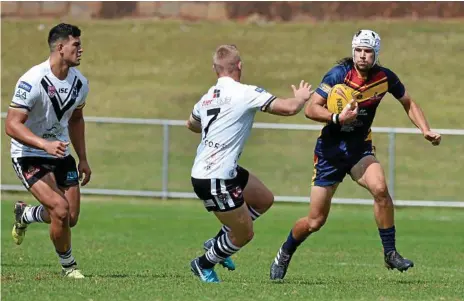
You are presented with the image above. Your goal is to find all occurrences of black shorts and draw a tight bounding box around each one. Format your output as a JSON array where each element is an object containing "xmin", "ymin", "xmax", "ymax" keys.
[
  {"xmin": 191, "ymin": 166, "xmax": 250, "ymax": 212},
  {"xmin": 12, "ymin": 155, "xmax": 79, "ymax": 189}
]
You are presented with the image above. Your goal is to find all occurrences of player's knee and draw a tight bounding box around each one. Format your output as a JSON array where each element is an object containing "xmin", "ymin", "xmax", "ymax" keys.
[
  {"xmin": 307, "ymin": 215, "xmax": 327, "ymax": 232},
  {"xmin": 49, "ymin": 199, "xmax": 70, "ymax": 224},
  {"xmin": 371, "ymin": 183, "xmax": 390, "ymax": 201},
  {"xmin": 69, "ymin": 212, "xmax": 79, "ymax": 228},
  {"xmin": 261, "ymin": 192, "xmax": 274, "ymax": 212}
]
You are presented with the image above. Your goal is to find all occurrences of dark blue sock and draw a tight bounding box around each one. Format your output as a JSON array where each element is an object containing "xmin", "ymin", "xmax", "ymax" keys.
[
  {"xmin": 379, "ymin": 226, "xmax": 396, "ymax": 255},
  {"xmin": 282, "ymin": 230, "xmax": 309, "ymax": 255}
]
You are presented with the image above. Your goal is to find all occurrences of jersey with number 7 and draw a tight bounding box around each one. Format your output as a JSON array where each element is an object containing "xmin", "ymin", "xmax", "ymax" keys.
[{"xmin": 190, "ymin": 77, "xmax": 276, "ymax": 179}]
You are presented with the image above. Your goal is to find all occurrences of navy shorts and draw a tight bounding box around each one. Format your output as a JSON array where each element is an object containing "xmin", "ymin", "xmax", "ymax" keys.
[{"xmin": 312, "ymin": 140, "xmax": 375, "ymax": 187}]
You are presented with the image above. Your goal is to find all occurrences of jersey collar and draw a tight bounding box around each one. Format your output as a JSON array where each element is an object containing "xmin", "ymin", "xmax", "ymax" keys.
[{"xmin": 217, "ymin": 76, "xmax": 237, "ymax": 84}]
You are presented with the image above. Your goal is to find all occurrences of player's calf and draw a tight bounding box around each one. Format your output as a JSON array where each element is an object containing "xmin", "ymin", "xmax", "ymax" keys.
[{"xmin": 69, "ymin": 212, "xmax": 80, "ymax": 228}]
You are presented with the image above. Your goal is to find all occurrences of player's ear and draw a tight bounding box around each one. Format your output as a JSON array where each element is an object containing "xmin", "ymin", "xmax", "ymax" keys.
[
  {"xmin": 56, "ymin": 41, "xmax": 64, "ymax": 53},
  {"xmin": 238, "ymin": 61, "xmax": 242, "ymax": 70}
]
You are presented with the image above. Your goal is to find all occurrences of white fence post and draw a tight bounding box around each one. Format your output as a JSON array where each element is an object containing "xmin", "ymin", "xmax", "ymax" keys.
[
  {"xmin": 162, "ymin": 123, "xmax": 169, "ymax": 200},
  {"xmin": 388, "ymin": 131, "xmax": 396, "ymax": 201}
]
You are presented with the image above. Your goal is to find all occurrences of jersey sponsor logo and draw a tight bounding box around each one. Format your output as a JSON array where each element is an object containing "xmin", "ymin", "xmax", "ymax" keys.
[
  {"xmin": 58, "ymin": 88, "xmax": 69, "ymax": 94},
  {"xmin": 319, "ymin": 83, "xmax": 331, "ymax": 94},
  {"xmin": 18, "ymin": 81, "xmax": 32, "ymax": 92},
  {"xmin": 255, "ymin": 87, "xmax": 266, "ymax": 93},
  {"xmin": 47, "ymin": 86, "xmax": 56, "ymax": 98},
  {"xmin": 15, "ymin": 89, "xmax": 27, "ymax": 100},
  {"xmin": 230, "ymin": 186, "xmax": 243, "ymax": 199},
  {"xmin": 24, "ymin": 166, "xmax": 40, "ymax": 180},
  {"xmin": 42, "ymin": 122, "xmax": 64, "ymax": 139},
  {"xmin": 66, "ymin": 171, "xmax": 78, "ymax": 181},
  {"xmin": 340, "ymin": 119, "xmax": 364, "ymax": 132},
  {"xmin": 357, "ymin": 109, "xmax": 368, "ymax": 116},
  {"xmin": 213, "ymin": 89, "xmax": 220, "ymax": 98},
  {"xmin": 72, "ymin": 86, "xmax": 79, "ymax": 98},
  {"xmin": 202, "ymin": 99, "xmax": 213, "ymax": 106},
  {"xmin": 203, "ymin": 139, "xmax": 227, "ymax": 149},
  {"xmin": 216, "ymin": 193, "xmax": 229, "ymax": 205}
]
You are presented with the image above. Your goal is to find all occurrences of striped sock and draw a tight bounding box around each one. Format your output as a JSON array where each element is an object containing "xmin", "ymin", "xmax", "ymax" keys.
[
  {"xmin": 247, "ymin": 204, "xmax": 261, "ymax": 221},
  {"xmin": 199, "ymin": 233, "xmax": 240, "ymax": 269},
  {"xmin": 214, "ymin": 205, "xmax": 261, "ymax": 239},
  {"xmin": 21, "ymin": 205, "xmax": 45, "ymax": 224},
  {"xmin": 56, "ymin": 248, "xmax": 76, "ymax": 268}
]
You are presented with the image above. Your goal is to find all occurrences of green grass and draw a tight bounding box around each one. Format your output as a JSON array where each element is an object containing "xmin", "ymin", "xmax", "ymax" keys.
[
  {"xmin": 1, "ymin": 195, "xmax": 463, "ymax": 300},
  {"xmin": 1, "ymin": 19, "xmax": 464, "ymax": 201}
]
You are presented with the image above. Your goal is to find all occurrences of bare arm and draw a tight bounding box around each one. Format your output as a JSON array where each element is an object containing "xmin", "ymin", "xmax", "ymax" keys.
[
  {"xmin": 397, "ymin": 91, "xmax": 430, "ymax": 132},
  {"xmin": 304, "ymin": 92, "xmax": 332, "ymax": 123},
  {"xmin": 266, "ymin": 97, "xmax": 308, "ymax": 116},
  {"xmin": 5, "ymin": 108, "xmax": 48, "ymax": 150},
  {"xmin": 266, "ymin": 81, "xmax": 312, "ymax": 116},
  {"xmin": 397, "ymin": 91, "xmax": 441, "ymax": 145},
  {"xmin": 5, "ymin": 108, "xmax": 68, "ymax": 157},
  {"xmin": 68, "ymin": 108, "xmax": 87, "ymax": 161},
  {"xmin": 68, "ymin": 108, "xmax": 92, "ymax": 185},
  {"xmin": 186, "ymin": 114, "xmax": 202, "ymax": 133}
]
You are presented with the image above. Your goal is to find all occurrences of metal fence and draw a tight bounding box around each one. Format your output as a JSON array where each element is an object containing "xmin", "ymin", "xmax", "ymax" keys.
[{"xmin": 1, "ymin": 113, "xmax": 464, "ymax": 208}]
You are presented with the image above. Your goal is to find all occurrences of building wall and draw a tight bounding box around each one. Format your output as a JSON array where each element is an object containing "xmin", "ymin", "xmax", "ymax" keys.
[{"xmin": 2, "ymin": 1, "xmax": 464, "ymax": 21}]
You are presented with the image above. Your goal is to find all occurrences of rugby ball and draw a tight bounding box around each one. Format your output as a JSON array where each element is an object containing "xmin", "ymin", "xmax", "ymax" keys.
[{"xmin": 326, "ymin": 84, "xmax": 357, "ymax": 114}]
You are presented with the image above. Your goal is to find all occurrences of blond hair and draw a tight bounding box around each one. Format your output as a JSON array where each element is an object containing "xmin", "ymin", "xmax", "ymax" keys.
[{"xmin": 213, "ymin": 44, "xmax": 241, "ymax": 75}]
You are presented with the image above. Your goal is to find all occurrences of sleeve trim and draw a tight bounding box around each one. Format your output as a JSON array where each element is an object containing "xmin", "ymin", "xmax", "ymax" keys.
[
  {"xmin": 9, "ymin": 102, "xmax": 31, "ymax": 111},
  {"xmin": 192, "ymin": 113, "xmax": 201, "ymax": 122},
  {"xmin": 260, "ymin": 96, "xmax": 277, "ymax": 112}
]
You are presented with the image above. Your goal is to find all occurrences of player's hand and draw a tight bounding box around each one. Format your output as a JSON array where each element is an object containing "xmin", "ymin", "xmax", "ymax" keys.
[
  {"xmin": 292, "ymin": 80, "xmax": 313, "ymax": 102},
  {"xmin": 339, "ymin": 99, "xmax": 358, "ymax": 124},
  {"xmin": 78, "ymin": 160, "xmax": 92, "ymax": 186},
  {"xmin": 423, "ymin": 130, "xmax": 441, "ymax": 146},
  {"xmin": 43, "ymin": 141, "xmax": 69, "ymax": 158}
]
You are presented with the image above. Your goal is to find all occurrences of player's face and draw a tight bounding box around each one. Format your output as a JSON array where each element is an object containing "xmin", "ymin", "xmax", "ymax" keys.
[
  {"xmin": 353, "ymin": 47, "xmax": 375, "ymax": 71},
  {"xmin": 61, "ymin": 36, "xmax": 83, "ymax": 67}
]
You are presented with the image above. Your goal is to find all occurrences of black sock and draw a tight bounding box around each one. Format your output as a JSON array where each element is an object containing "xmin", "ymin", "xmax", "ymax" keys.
[
  {"xmin": 282, "ymin": 229, "xmax": 310, "ymax": 255},
  {"xmin": 379, "ymin": 226, "xmax": 396, "ymax": 255}
]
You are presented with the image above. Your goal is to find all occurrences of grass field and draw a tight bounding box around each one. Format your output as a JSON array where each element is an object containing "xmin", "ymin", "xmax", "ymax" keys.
[
  {"xmin": 2, "ymin": 19, "xmax": 464, "ymax": 201},
  {"xmin": 1, "ymin": 195, "xmax": 463, "ymax": 301}
]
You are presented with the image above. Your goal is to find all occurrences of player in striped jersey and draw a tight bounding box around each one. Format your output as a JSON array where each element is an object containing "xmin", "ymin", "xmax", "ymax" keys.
[
  {"xmin": 5, "ymin": 23, "xmax": 91, "ymax": 279},
  {"xmin": 186, "ymin": 44, "xmax": 313, "ymax": 283}
]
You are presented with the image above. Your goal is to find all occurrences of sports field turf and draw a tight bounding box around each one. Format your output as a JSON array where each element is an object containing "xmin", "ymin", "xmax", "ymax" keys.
[
  {"xmin": 1, "ymin": 19, "xmax": 464, "ymax": 300},
  {"xmin": 1, "ymin": 19, "xmax": 464, "ymax": 201},
  {"xmin": 1, "ymin": 196, "xmax": 463, "ymax": 300}
]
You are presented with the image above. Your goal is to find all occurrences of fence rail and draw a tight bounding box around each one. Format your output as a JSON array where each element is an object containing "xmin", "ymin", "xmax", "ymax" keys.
[{"xmin": 1, "ymin": 113, "xmax": 463, "ymax": 208}]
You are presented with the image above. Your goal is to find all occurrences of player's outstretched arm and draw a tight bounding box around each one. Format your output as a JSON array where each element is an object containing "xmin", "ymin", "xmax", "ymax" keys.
[
  {"xmin": 397, "ymin": 91, "xmax": 441, "ymax": 146},
  {"xmin": 186, "ymin": 114, "xmax": 202, "ymax": 133},
  {"xmin": 69, "ymin": 108, "xmax": 92, "ymax": 185},
  {"xmin": 266, "ymin": 80, "xmax": 313, "ymax": 116},
  {"xmin": 5, "ymin": 108, "xmax": 69, "ymax": 157}
]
